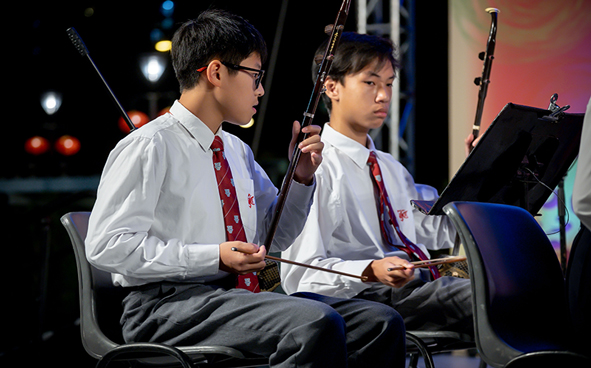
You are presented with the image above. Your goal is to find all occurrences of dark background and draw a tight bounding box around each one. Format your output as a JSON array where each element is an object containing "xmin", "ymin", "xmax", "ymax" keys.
[{"xmin": 2, "ymin": 1, "xmax": 448, "ymax": 365}]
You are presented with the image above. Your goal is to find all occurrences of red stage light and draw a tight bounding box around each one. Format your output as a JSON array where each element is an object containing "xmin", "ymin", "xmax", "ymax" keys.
[
  {"xmin": 25, "ymin": 136, "xmax": 50, "ymax": 155},
  {"xmin": 55, "ymin": 135, "xmax": 81, "ymax": 156},
  {"xmin": 118, "ymin": 110, "xmax": 150, "ymax": 133}
]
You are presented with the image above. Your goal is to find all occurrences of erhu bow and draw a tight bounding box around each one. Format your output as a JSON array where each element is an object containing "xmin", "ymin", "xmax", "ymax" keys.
[
  {"xmin": 263, "ymin": 0, "xmax": 352, "ymax": 249},
  {"xmin": 471, "ymin": 8, "xmax": 499, "ymax": 142}
]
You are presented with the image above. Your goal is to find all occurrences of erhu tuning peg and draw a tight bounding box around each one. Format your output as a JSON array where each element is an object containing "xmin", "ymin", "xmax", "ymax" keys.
[
  {"xmin": 478, "ymin": 51, "xmax": 485, "ymax": 60},
  {"xmin": 324, "ymin": 24, "xmax": 334, "ymax": 35},
  {"xmin": 474, "ymin": 77, "xmax": 482, "ymax": 86}
]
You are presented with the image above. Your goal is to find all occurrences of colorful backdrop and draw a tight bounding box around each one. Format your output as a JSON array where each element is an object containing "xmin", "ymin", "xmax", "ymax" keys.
[{"xmin": 449, "ymin": 0, "xmax": 591, "ymax": 256}]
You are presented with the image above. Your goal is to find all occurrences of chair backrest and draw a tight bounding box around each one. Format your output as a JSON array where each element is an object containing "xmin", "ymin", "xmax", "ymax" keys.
[
  {"xmin": 61, "ymin": 212, "xmax": 127, "ymax": 359},
  {"xmin": 443, "ymin": 202, "xmax": 573, "ymax": 367},
  {"xmin": 566, "ymin": 225, "xmax": 591, "ymax": 354}
]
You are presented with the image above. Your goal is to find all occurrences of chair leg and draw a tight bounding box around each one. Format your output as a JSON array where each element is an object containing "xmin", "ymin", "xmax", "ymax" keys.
[
  {"xmin": 407, "ymin": 353, "xmax": 420, "ymax": 368},
  {"xmin": 96, "ymin": 343, "xmax": 193, "ymax": 368},
  {"xmin": 405, "ymin": 332, "xmax": 435, "ymax": 368}
]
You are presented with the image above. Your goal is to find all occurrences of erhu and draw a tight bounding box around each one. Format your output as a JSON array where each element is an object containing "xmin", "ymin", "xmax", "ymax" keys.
[
  {"xmin": 263, "ymin": 0, "xmax": 352, "ymax": 250},
  {"xmin": 471, "ymin": 8, "xmax": 499, "ymax": 142}
]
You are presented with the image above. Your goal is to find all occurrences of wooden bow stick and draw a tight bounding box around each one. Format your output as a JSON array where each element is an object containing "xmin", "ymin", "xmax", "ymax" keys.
[
  {"xmin": 233, "ymin": 248, "xmax": 466, "ymax": 281},
  {"xmin": 387, "ymin": 256, "xmax": 467, "ymax": 272},
  {"xmin": 232, "ymin": 247, "xmax": 367, "ymax": 281}
]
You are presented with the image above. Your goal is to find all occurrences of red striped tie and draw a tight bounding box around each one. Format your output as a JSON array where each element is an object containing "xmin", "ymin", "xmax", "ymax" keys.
[
  {"xmin": 367, "ymin": 151, "xmax": 440, "ymax": 279},
  {"xmin": 211, "ymin": 136, "xmax": 260, "ymax": 292}
]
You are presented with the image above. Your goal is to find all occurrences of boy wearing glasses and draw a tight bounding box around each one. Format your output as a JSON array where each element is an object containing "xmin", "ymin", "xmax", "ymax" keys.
[
  {"xmin": 281, "ymin": 32, "xmax": 473, "ymax": 336},
  {"xmin": 86, "ymin": 10, "xmax": 406, "ymax": 368}
]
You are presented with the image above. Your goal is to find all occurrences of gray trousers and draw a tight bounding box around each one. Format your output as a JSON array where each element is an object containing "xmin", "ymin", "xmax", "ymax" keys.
[
  {"xmin": 355, "ymin": 273, "xmax": 473, "ymax": 336},
  {"xmin": 121, "ymin": 278, "xmax": 406, "ymax": 368}
]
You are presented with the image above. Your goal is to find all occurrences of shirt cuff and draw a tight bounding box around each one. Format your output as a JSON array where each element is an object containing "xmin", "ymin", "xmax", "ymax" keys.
[
  {"xmin": 287, "ymin": 177, "xmax": 316, "ymax": 203},
  {"xmin": 333, "ymin": 259, "xmax": 373, "ymax": 279},
  {"xmin": 185, "ymin": 242, "xmax": 220, "ymax": 278}
]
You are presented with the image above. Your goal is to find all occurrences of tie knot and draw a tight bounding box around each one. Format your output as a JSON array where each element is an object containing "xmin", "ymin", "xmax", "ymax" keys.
[
  {"xmin": 211, "ymin": 136, "xmax": 224, "ymax": 152},
  {"xmin": 367, "ymin": 151, "xmax": 378, "ymax": 166}
]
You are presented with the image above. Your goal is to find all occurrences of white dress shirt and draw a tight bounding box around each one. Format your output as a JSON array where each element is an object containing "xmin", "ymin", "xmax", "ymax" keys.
[
  {"xmin": 281, "ymin": 123, "xmax": 456, "ymax": 298},
  {"xmin": 86, "ymin": 100, "xmax": 314, "ymax": 287},
  {"xmin": 573, "ymin": 96, "xmax": 591, "ymax": 230}
]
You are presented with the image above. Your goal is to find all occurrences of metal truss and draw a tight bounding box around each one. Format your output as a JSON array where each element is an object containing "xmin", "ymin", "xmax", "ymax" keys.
[{"xmin": 356, "ymin": 0, "xmax": 416, "ymax": 174}]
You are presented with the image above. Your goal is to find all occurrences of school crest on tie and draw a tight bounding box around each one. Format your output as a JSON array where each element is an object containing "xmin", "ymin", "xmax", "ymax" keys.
[
  {"xmin": 244, "ymin": 277, "xmax": 251, "ymax": 286},
  {"xmin": 225, "ymin": 189, "xmax": 231, "ymax": 197},
  {"xmin": 234, "ymin": 215, "xmax": 240, "ymax": 223},
  {"xmin": 227, "ymin": 225, "xmax": 233, "ymax": 234},
  {"xmin": 214, "ymin": 162, "xmax": 221, "ymax": 171},
  {"xmin": 376, "ymin": 174, "xmax": 382, "ymax": 182},
  {"xmin": 230, "ymin": 178, "xmax": 234, "ymax": 187}
]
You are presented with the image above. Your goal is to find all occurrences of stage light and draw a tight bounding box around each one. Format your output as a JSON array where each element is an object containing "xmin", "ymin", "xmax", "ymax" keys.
[
  {"xmin": 40, "ymin": 91, "xmax": 62, "ymax": 115},
  {"xmin": 118, "ymin": 110, "xmax": 150, "ymax": 133},
  {"xmin": 55, "ymin": 135, "xmax": 81, "ymax": 156},
  {"xmin": 155, "ymin": 40, "xmax": 172, "ymax": 52},
  {"xmin": 139, "ymin": 53, "xmax": 167, "ymax": 83},
  {"xmin": 25, "ymin": 136, "xmax": 50, "ymax": 155}
]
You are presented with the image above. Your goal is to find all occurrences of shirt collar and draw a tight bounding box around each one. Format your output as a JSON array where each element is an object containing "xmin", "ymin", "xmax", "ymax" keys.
[
  {"xmin": 169, "ymin": 100, "xmax": 221, "ymax": 152},
  {"xmin": 321, "ymin": 123, "xmax": 377, "ymax": 169}
]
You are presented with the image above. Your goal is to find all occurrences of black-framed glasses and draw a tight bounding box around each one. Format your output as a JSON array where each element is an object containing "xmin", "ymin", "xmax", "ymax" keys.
[{"xmin": 221, "ymin": 61, "xmax": 265, "ymax": 90}]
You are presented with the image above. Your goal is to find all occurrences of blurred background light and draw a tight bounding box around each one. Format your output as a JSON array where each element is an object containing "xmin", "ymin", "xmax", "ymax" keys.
[
  {"xmin": 155, "ymin": 40, "xmax": 172, "ymax": 52},
  {"xmin": 241, "ymin": 118, "xmax": 255, "ymax": 129},
  {"xmin": 25, "ymin": 136, "xmax": 50, "ymax": 155},
  {"xmin": 150, "ymin": 28, "xmax": 164, "ymax": 43},
  {"xmin": 40, "ymin": 91, "xmax": 62, "ymax": 115},
  {"xmin": 160, "ymin": 1, "xmax": 175, "ymax": 17},
  {"xmin": 139, "ymin": 53, "xmax": 167, "ymax": 83},
  {"xmin": 118, "ymin": 110, "xmax": 150, "ymax": 133},
  {"xmin": 55, "ymin": 135, "xmax": 81, "ymax": 156}
]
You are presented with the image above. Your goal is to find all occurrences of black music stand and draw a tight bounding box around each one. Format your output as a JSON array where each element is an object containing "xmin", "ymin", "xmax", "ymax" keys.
[{"xmin": 412, "ymin": 102, "xmax": 584, "ymax": 217}]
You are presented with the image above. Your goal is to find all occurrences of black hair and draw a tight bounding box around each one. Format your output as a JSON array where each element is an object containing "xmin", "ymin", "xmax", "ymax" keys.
[
  {"xmin": 312, "ymin": 32, "xmax": 400, "ymax": 110},
  {"xmin": 171, "ymin": 9, "xmax": 267, "ymax": 92}
]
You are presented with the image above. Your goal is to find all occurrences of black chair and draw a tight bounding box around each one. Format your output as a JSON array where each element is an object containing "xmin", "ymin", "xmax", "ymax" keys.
[
  {"xmin": 405, "ymin": 237, "xmax": 478, "ymax": 368},
  {"xmin": 443, "ymin": 201, "xmax": 591, "ymax": 368},
  {"xmin": 566, "ymin": 225, "xmax": 591, "ymax": 355},
  {"xmin": 405, "ymin": 330, "xmax": 476, "ymax": 368},
  {"xmin": 61, "ymin": 212, "xmax": 269, "ymax": 368}
]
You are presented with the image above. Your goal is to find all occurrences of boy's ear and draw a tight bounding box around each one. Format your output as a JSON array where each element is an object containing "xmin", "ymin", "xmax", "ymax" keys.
[
  {"xmin": 204, "ymin": 60, "xmax": 223, "ymax": 87},
  {"xmin": 323, "ymin": 77, "xmax": 339, "ymax": 101}
]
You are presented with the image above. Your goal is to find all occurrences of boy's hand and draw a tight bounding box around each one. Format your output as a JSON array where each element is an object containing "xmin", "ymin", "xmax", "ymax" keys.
[
  {"xmin": 362, "ymin": 256, "xmax": 415, "ymax": 288},
  {"xmin": 464, "ymin": 133, "xmax": 482, "ymax": 157},
  {"xmin": 290, "ymin": 121, "xmax": 324, "ymax": 185},
  {"xmin": 219, "ymin": 242, "xmax": 266, "ymax": 274}
]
